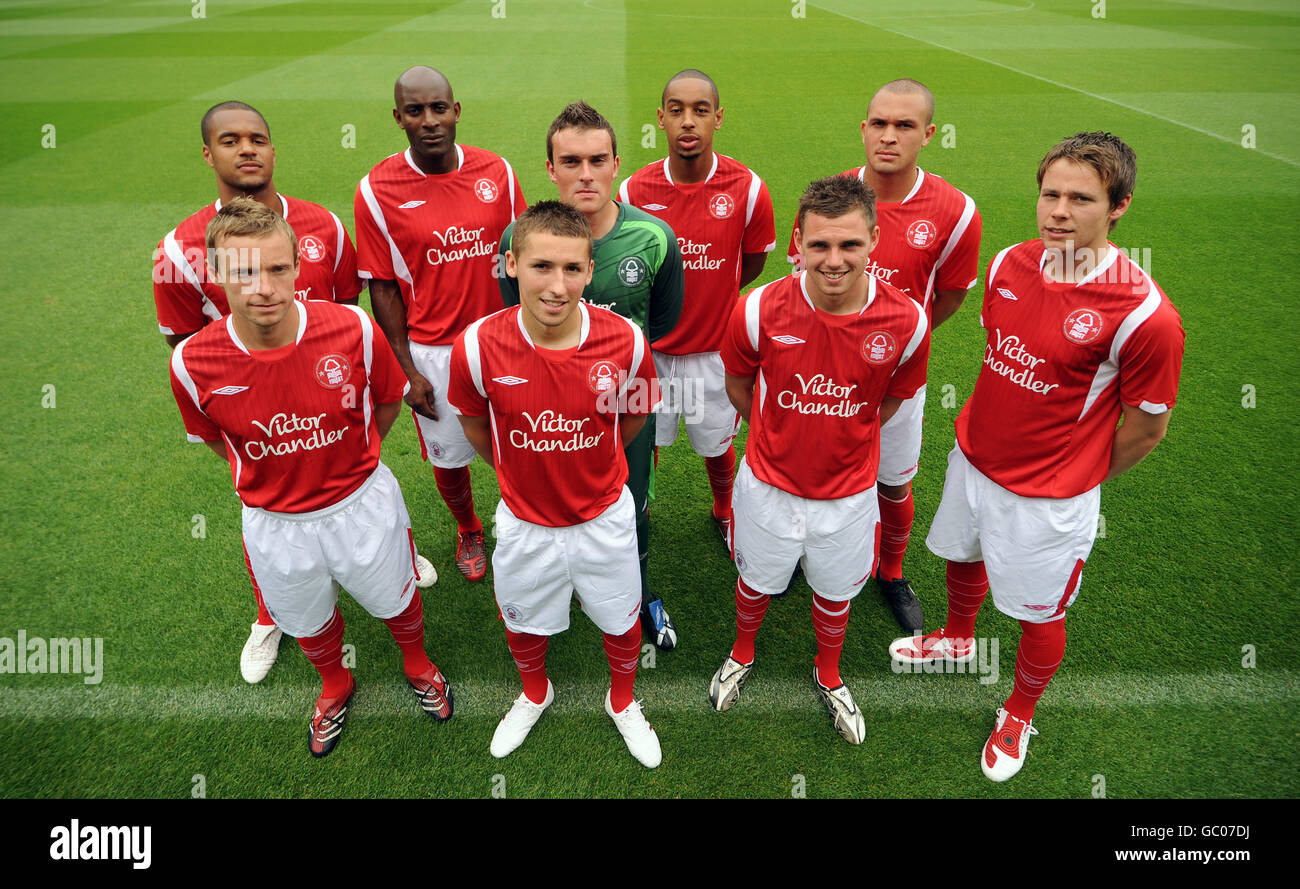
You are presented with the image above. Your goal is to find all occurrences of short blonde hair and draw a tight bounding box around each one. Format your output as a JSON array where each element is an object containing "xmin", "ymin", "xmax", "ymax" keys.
[{"xmin": 205, "ymin": 196, "xmax": 297, "ymax": 264}]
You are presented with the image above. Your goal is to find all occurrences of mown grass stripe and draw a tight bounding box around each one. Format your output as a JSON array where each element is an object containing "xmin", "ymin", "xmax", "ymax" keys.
[{"xmin": 2, "ymin": 670, "xmax": 1294, "ymax": 720}]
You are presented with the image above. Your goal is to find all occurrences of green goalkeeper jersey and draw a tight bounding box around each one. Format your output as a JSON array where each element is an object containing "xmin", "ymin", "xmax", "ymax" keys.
[{"xmin": 498, "ymin": 202, "xmax": 684, "ymax": 343}]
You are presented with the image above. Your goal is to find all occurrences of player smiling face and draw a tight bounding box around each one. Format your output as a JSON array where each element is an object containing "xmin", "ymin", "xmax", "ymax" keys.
[
  {"xmin": 508, "ymin": 231, "xmax": 594, "ymax": 341},
  {"xmin": 393, "ymin": 67, "xmax": 460, "ymax": 173},
  {"xmin": 659, "ymin": 76, "xmax": 722, "ymax": 162},
  {"xmin": 1037, "ymin": 158, "xmax": 1131, "ymax": 258},
  {"xmin": 861, "ymin": 89, "xmax": 935, "ymax": 179},
  {"xmin": 203, "ymin": 108, "xmax": 275, "ymax": 193},
  {"xmin": 210, "ymin": 230, "xmax": 300, "ymax": 343},
  {"xmin": 547, "ymin": 127, "xmax": 620, "ymax": 218},
  {"xmin": 795, "ymin": 210, "xmax": 880, "ymax": 311}
]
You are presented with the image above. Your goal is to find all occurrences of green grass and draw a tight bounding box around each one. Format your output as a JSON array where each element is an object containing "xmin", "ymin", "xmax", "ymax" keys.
[{"xmin": 0, "ymin": 0, "xmax": 1297, "ymax": 798}]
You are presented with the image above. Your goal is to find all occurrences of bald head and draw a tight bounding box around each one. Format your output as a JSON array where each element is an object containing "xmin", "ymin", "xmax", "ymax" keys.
[
  {"xmin": 870, "ymin": 78, "xmax": 934, "ymax": 125},
  {"xmin": 662, "ymin": 68, "xmax": 719, "ymax": 108},
  {"xmin": 394, "ymin": 66, "xmax": 452, "ymax": 106}
]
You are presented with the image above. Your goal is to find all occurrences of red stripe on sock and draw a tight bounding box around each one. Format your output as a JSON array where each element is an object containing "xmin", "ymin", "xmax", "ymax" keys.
[
  {"xmin": 603, "ymin": 622, "xmax": 642, "ymax": 712},
  {"xmin": 876, "ymin": 489, "xmax": 914, "ymax": 581},
  {"xmin": 730, "ymin": 577, "xmax": 770, "ymax": 665},
  {"xmin": 382, "ymin": 591, "xmax": 433, "ymax": 679},
  {"xmin": 505, "ymin": 629, "xmax": 550, "ymax": 704},
  {"xmin": 704, "ymin": 445, "xmax": 737, "ymax": 517},
  {"xmin": 298, "ymin": 607, "xmax": 352, "ymax": 699},
  {"xmin": 433, "ymin": 465, "xmax": 481, "ymax": 533},
  {"xmin": 944, "ymin": 560, "xmax": 988, "ymax": 641},
  {"xmin": 811, "ymin": 593, "xmax": 851, "ymax": 687},
  {"xmin": 1004, "ymin": 618, "xmax": 1066, "ymax": 721}
]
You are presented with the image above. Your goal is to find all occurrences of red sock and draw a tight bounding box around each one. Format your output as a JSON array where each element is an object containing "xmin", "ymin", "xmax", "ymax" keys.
[
  {"xmin": 730, "ymin": 578, "xmax": 770, "ymax": 664},
  {"xmin": 944, "ymin": 560, "xmax": 989, "ymax": 641},
  {"xmin": 505, "ymin": 629, "xmax": 550, "ymax": 704},
  {"xmin": 653, "ymin": 446, "xmax": 659, "ymax": 469},
  {"xmin": 433, "ymin": 465, "xmax": 481, "ymax": 533},
  {"xmin": 704, "ymin": 446, "xmax": 737, "ymax": 518},
  {"xmin": 603, "ymin": 622, "xmax": 642, "ymax": 712},
  {"xmin": 876, "ymin": 489, "xmax": 914, "ymax": 581},
  {"xmin": 382, "ymin": 591, "xmax": 433, "ymax": 679},
  {"xmin": 1004, "ymin": 619, "xmax": 1066, "ymax": 722},
  {"xmin": 298, "ymin": 607, "xmax": 352, "ymax": 699},
  {"xmin": 811, "ymin": 593, "xmax": 851, "ymax": 687}
]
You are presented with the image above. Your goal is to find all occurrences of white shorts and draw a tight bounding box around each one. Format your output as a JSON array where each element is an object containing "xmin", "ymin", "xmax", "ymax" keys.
[
  {"xmin": 408, "ymin": 340, "xmax": 477, "ymax": 469},
  {"xmin": 731, "ymin": 459, "xmax": 879, "ymax": 601},
  {"xmin": 242, "ymin": 462, "xmax": 418, "ymax": 638},
  {"xmin": 926, "ymin": 444, "xmax": 1100, "ymax": 624},
  {"xmin": 652, "ymin": 350, "xmax": 740, "ymax": 457},
  {"xmin": 877, "ymin": 383, "xmax": 926, "ymax": 487},
  {"xmin": 491, "ymin": 486, "xmax": 642, "ymax": 637}
]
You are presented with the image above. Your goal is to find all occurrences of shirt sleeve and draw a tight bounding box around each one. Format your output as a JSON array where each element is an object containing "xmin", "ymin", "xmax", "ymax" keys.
[
  {"xmin": 447, "ymin": 329, "xmax": 488, "ymax": 417},
  {"xmin": 742, "ymin": 178, "xmax": 777, "ymax": 255},
  {"xmin": 153, "ymin": 236, "xmax": 209, "ymax": 338},
  {"xmin": 1118, "ymin": 298, "xmax": 1185, "ymax": 415},
  {"xmin": 353, "ymin": 178, "xmax": 394, "ymax": 281},
  {"xmin": 721, "ymin": 289, "xmax": 760, "ymax": 379},
  {"xmin": 886, "ymin": 305, "xmax": 931, "ymax": 400},
  {"xmin": 497, "ymin": 222, "xmax": 521, "ymax": 307},
  {"xmin": 369, "ymin": 320, "xmax": 409, "ymax": 404},
  {"xmin": 510, "ymin": 170, "xmax": 527, "ymax": 221},
  {"xmin": 169, "ymin": 346, "xmax": 221, "ymax": 443},
  {"xmin": 647, "ymin": 222, "xmax": 685, "ymax": 343},
  {"xmin": 935, "ymin": 201, "xmax": 982, "ymax": 293},
  {"xmin": 332, "ymin": 222, "xmax": 364, "ymax": 302}
]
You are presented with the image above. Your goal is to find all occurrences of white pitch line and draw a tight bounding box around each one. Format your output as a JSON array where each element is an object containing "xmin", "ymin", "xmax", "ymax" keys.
[
  {"xmin": 811, "ymin": 2, "xmax": 1300, "ymax": 169},
  {"xmin": 0, "ymin": 670, "xmax": 1294, "ymax": 720}
]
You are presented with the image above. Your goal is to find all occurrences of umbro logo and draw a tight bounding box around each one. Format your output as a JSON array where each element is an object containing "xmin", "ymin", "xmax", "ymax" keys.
[
  {"xmin": 211, "ymin": 386, "xmax": 249, "ymax": 396},
  {"xmin": 642, "ymin": 203, "xmax": 668, "ymax": 211},
  {"xmin": 997, "ymin": 287, "xmax": 1018, "ymax": 300},
  {"xmin": 492, "ymin": 376, "xmax": 528, "ymax": 386},
  {"xmin": 771, "ymin": 335, "xmax": 805, "ymax": 345},
  {"xmin": 398, "ymin": 200, "xmax": 426, "ymax": 209}
]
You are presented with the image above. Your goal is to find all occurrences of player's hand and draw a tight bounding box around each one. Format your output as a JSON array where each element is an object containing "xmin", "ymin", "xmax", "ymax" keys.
[{"xmin": 405, "ymin": 371, "xmax": 440, "ymax": 422}]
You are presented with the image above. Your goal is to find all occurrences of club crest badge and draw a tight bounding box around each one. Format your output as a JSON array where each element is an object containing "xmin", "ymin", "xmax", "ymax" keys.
[
  {"xmin": 1063, "ymin": 307, "xmax": 1104, "ymax": 345},
  {"xmin": 474, "ymin": 178, "xmax": 499, "ymax": 203},
  {"xmin": 617, "ymin": 256, "xmax": 648, "ymax": 287},
  {"xmin": 315, "ymin": 353, "xmax": 351, "ymax": 388},
  {"xmin": 862, "ymin": 330, "xmax": 898, "ymax": 365},
  {"xmin": 906, "ymin": 219, "xmax": 936, "ymax": 249},
  {"xmin": 299, "ymin": 234, "xmax": 326, "ymax": 263},
  {"xmin": 588, "ymin": 360, "xmax": 620, "ymax": 395},
  {"xmin": 708, "ymin": 193, "xmax": 735, "ymax": 219}
]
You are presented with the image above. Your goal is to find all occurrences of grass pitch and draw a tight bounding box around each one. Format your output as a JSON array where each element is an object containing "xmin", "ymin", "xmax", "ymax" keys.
[{"xmin": 0, "ymin": 0, "xmax": 1297, "ymax": 799}]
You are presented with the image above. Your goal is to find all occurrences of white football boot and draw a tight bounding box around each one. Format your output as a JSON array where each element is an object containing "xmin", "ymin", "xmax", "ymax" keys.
[
  {"xmin": 981, "ymin": 707, "xmax": 1038, "ymax": 782},
  {"xmin": 490, "ymin": 681, "xmax": 554, "ymax": 758},
  {"xmin": 240, "ymin": 622, "xmax": 283, "ymax": 684},
  {"xmin": 888, "ymin": 628, "xmax": 975, "ymax": 666},
  {"xmin": 813, "ymin": 667, "xmax": 867, "ymax": 745},
  {"xmin": 605, "ymin": 691, "xmax": 662, "ymax": 769},
  {"xmin": 708, "ymin": 655, "xmax": 754, "ymax": 712},
  {"xmin": 413, "ymin": 553, "xmax": 438, "ymax": 589}
]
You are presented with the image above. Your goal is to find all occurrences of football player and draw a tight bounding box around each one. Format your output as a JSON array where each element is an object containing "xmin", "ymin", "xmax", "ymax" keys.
[
  {"xmin": 450, "ymin": 201, "xmax": 662, "ymax": 768},
  {"xmin": 889, "ymin": 132, "xmax": 1185, "ymax": 780},
  {"xmin": 170, "ymin": 198, "xmax": 454, "ymax": 757}
]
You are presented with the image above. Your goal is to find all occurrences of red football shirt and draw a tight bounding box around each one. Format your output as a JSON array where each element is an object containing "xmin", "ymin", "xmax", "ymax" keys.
[
  {"xmin": 722, "ymin": 272, "xmax": 929, "ymax": 500},
  {"xmin": 786, "ymin": 167, "xmax": 981, "ymax": 317},
  {"xmin": 618, "ymin": 153, "xmax": 776, "ymax": 354},
  {"xmin": 170, "ymin": 300, "xmax": 409, "ymax": 513},
  {"xmin": 447, "ymin": 303, "xmax": 659, "ymax": 527},
  {"xmin": 956, "ymin": 240, "xmax": 1185, "ymax": 498},
  {"xmin": 355, "ymin": 145, "xmax": 526, "ymax": 346},
  {"xmin": 153, "ymin": 193, "xmax": 362, "ymax": 337}
]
